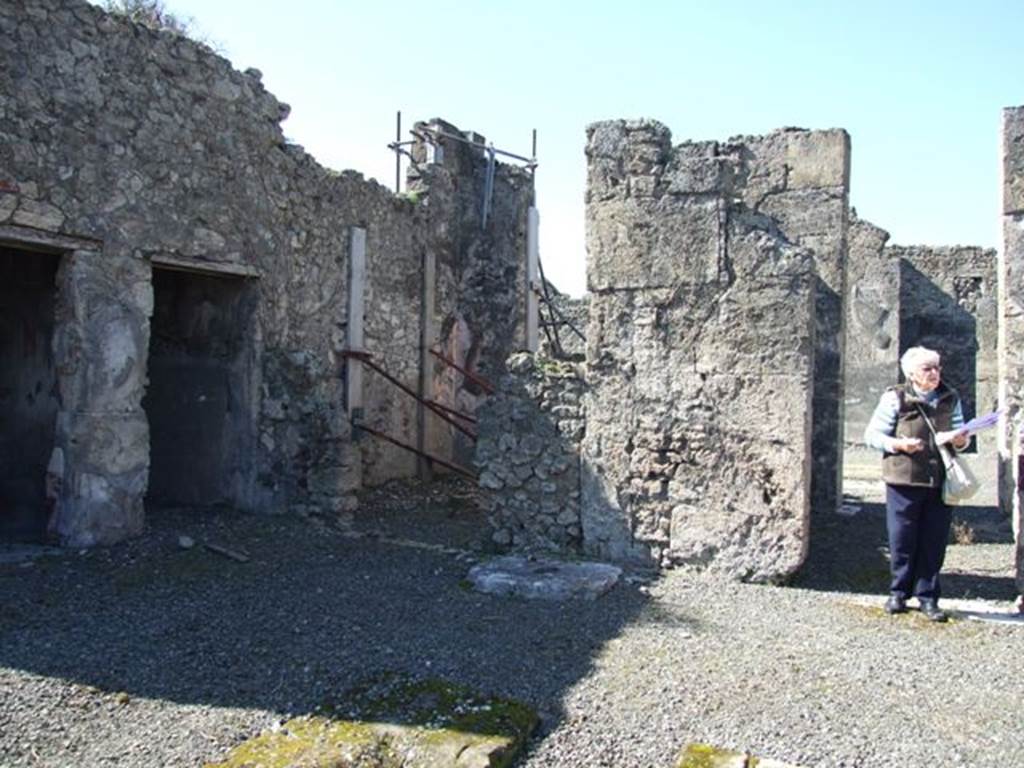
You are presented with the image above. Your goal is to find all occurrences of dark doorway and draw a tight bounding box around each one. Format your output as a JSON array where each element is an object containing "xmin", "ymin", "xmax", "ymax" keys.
[
  {"xmin": 144, "ymin": 267, "xmax": 256, "ymax": 511},
  {"xmin": 0, "ymin": 247, "xmax": 60, "ymax": 541}
]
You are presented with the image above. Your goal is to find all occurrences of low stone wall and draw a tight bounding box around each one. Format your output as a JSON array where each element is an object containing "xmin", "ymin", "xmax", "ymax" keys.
[{"xmin": 475, "ymin": 353, "xmax": 584, "ymax": 551}]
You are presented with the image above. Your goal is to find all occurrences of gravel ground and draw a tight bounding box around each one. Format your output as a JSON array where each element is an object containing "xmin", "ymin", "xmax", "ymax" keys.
[{"xmin": 1, "ymin": 478, "xmax": 1020, "ymax": 768}]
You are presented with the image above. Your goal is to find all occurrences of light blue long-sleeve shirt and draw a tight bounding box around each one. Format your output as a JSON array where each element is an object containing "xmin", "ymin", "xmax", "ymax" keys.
[{"xmin": 863, "ymin": 386, "xmax": 965, "ymax": 453}]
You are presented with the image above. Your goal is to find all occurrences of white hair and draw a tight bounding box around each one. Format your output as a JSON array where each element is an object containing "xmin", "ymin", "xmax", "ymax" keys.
[{"xmin": 900, "ymin": 346, "xmax": 940, "ymax": 378}]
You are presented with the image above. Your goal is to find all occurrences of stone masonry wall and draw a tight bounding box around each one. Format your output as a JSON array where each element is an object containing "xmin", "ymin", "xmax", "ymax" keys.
[
  {"xmin": 0, "ymin": 0, "xmax": 531, "ymax": 544},
  {"xmin": 582, "ymin": 120, "xmax": 816, "ymax": 580},
  {"xmin": 891, "ymin": 244, "xmax": 999, "ymax": 502},
  {"xmin": 475, "ymin": 353, "xmax": 585, "ymax": 551},
  {"xmin": 1000, "ymin": 106, "xmax": 1024, "ymax": 593},
  {"xmin": 538, "ymin": 283, "xmax": 588, "ymax": 360},
  {"xmin": 735, "ymin": 129, "xmax": 851, "ymax": 518},
  {"xmin": 843, "ymin": 213, "xmax": 895, "ymax": 480},
  {"xmin": 408, "ymin": 121, "xmax": 534, "ymax": 473}
]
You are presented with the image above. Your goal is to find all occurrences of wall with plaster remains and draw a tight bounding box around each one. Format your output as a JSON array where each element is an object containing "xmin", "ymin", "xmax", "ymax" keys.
[
  {"xmin": 0, "ymin": 0, "xmax": 531, "ymax": 545},
  {"xmin": 581, "ymin": 120, "xmax": 817, "ymax": 579},
  {"xmin": 1000, "ymin": 106, "xmax": 1024, "ymax": 592}
]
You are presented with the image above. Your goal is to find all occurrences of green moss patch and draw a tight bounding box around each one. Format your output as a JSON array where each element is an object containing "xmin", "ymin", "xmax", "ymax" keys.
[
  {"xmin": 676, "ymin": 743, "xmax": 805, "ymax": 768},
  {"xmin": 206, "ymin": 675, "xmax": 537, "ymax": 768}
]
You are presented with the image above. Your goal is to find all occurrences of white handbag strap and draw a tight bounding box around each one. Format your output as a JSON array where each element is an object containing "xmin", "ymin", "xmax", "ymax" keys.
[{"xmin": 913, "ymin": 403, "xmax": 955, "ymax": 469}]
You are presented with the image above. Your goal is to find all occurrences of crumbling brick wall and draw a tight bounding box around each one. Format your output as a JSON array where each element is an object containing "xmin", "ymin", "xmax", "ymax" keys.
[
  {"xmin": 581, "ymin": 120, "xmax": 817, "ymax": 579},
  {"xmin": 1000, "ymin": 106, "xmax": 1024, "ymax": 593},
  {"xmin": 0, "ymin": 0, "xmax": 531, "ymax": 545}
]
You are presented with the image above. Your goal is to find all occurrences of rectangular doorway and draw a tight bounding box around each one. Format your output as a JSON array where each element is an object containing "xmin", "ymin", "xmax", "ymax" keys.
[
  {"xmin": 0, "ymin": 247, "xmax": 60, "ymax": 541},
  {"xmin": 143, "ymin": 266, "xmax": 256, "ymax": 512}
]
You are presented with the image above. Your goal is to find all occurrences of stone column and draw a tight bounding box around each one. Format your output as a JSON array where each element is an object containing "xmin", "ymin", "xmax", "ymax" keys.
[
  {"xmin": 999, "ymin": 106, "xmax": 1024, "ymax": 594},
  {"xmin": 51, "ymin": 249, "xmax": 152, "ymax": 546},
  {"xmin": 842, "ymin": 214, "xmax": 895, "ymax": 485}
]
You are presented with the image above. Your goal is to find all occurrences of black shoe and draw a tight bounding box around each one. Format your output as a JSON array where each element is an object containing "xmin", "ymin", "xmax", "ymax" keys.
[
  {"xmin": 884, "ymin": 594, "xmax": 908, "ymax": 614},
  {"xmin": 918, "ymin": 598, "xmax": 948, "ymax": 622}
]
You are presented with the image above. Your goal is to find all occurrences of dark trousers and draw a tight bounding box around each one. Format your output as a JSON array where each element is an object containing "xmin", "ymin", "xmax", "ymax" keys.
[{"xmin": 885, "ymin": 484, "xmax": 952, "ymax": 600}]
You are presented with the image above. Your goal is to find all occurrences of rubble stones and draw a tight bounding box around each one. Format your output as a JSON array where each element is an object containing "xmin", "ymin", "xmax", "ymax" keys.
[{"xmin": 475, "ymin": 353, "xmax": 585, "ymax": 552}]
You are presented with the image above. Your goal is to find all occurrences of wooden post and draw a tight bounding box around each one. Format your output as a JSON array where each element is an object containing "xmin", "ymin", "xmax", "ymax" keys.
[
  {"xmin": 346, "ymin": 227, "xmax": 366, "ymax": 419},
  {"xmin": 526, "ymin": 206, "xmax": 540, "ymax": 352}
]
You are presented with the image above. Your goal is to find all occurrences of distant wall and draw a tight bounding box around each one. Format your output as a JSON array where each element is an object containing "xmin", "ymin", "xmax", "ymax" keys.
[{"xmin": 892, "ymin": 244, "xmax": 999, "ymax": 501}]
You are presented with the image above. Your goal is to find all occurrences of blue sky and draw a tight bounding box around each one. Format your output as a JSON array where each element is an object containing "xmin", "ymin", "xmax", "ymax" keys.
[{"xmin": 156, "ymin": 0, "xmax": 1022, "ymax": 296}]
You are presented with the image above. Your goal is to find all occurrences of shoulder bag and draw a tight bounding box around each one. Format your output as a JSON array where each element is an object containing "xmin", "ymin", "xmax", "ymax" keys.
[{"xmin": 915, "ymin": 404, "xmax": 979, "ymax": 504}]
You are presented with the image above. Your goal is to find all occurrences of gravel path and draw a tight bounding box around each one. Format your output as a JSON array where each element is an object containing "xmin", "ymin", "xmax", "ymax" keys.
[{"xmin": 1, "ymin": 479, "xmax": 1020, "ymax": 768}]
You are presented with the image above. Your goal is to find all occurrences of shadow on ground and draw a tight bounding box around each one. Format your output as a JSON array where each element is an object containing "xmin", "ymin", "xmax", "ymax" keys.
[
  {"xmin": 0, "ymin": 478, "xmax": 656, "ymax": 758},
  {"xmin": 798, "ymin": 490, "xmax": 1017, "ymax": 602}
]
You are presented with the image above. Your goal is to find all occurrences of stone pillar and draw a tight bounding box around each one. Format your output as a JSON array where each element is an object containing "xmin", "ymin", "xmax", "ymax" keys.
[
  {"xmin": 999, "ymin": 106, "xmax": 1024, "ymax": 594},
  {"xmin": 582, "ymin": 121, "xmax": 816, "ymax": 580},
  {"xmin": 51, "ymin": 249, "xmax": 152, "ymax": 546},
  {"xmin": 739, "ymin": 129, "xmax": 851, "ymax": 517},
  {"xmin": 842, "ymin": 214, "xmax": 895, "ymax": 485}
]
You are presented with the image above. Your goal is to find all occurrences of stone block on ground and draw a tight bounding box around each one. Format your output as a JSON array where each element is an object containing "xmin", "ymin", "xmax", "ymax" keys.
[
  {"xmin": 467, "ymin": 555, "xmax": 621, "ymax": 600},
  {"xmin": 205, "ymin": 675, "xmax": 537, "ymax": 768}
]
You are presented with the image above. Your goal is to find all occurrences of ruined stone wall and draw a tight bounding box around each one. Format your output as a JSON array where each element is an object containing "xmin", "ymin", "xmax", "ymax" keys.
[
  {"xmin": 890, "ymin": 244, "xmax": 999, "ymax": 500},
  {"xmin": 475, "ymin": 353, "xmax": 584, "ymax": 550},
  {"xmin": 582, "ymin": 121, "xmax": 816, "ymax": 579},
  {"xmin": 0, "ymin": 0, "xmax": 530, "ymax": 544},
  {"xmin": 537, "ymin": 284, "xmax": 588, "ymax": 360},
  {"xmin": 842, "ymin": 214, "xmax": 896, "ymax": 481},
  {"xmin": 1000, "ymin": 106, "xmax": 1024, "ymax": 592},
  {"xmin": 408, "ymin": 123, "xmax": 534, "ymax": 472},
  {"xmin": 734, "ymin": 129, "xmax": 851, "ymax": 517},
  {"xmin": 842, "ymin": 221, "xmax": 999, "ymax": 502}
]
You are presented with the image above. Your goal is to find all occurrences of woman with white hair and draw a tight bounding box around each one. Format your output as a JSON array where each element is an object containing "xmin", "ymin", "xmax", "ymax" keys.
[{"xmin": 863, "ymin": 346, "xmax": 970, "ymax": 622}]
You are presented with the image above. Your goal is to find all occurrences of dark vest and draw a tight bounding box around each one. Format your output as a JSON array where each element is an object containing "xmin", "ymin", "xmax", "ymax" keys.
[{"xmin": 882, "ymin": 382, "xmax": 959, "ymax": 488}]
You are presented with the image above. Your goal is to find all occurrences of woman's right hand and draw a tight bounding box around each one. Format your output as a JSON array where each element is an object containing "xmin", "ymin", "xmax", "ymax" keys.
[{"xmin": 892, "ymin": 437, "xmax": 924, "ymax": 454}]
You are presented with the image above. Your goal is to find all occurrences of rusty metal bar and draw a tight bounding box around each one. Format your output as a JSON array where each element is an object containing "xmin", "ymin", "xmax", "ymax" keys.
[
  {"xmin": 341, "ymin": 350, "xmax": 477, "ymax": 440},
  {"xmin": 532, "ymin": 278, "xmax": 585, "ymax": 343},
  {"xmin": 415, "ymin": 124, "xmax": 536, "ymax": 167},
  {"xmin": 425, "ymin": 398, "xmax": 478, "ymax": 424},
  {"xmin": 429, "ymin": 348, "xmax": 495, "ymax": 395},
  {"xmin": 353, "ymin": 421, "xmax": 476, "ymax": 480}
]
